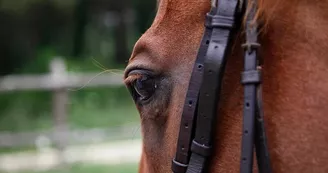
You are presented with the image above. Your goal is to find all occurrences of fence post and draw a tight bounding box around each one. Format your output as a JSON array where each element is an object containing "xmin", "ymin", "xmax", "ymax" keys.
[{"xmin": 50, "ymin": 58, "xmax": 69, "ymax": 168}]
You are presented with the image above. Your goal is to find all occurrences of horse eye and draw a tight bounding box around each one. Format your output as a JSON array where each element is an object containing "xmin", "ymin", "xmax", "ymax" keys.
[{"xmin": 132, "ymin": 75, "xmax": 157, "ymax": 102}]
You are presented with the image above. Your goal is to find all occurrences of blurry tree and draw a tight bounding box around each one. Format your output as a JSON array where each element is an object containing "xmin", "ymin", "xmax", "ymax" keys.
[
  {"xmin": 0, "ymin": 11, "xmax": 25, "ymax": 76},
  {"xmin": 134, "ymin": 0, "xmax": 156, "ymax": 35},
  {"xmin": 28, "ymin": 0, "xmax": 66, "ymax": 47},
  {"xmin": 112, "ymin": 0, "xmax": 129, "ymax": 65},
  {"xmin": 73, "ymin": 0, "xmax": 88, "ymax": 58},
  {"xmin": 0, "ymin": 0, "xmax": 157, "ymax": 131},
  {"xmin": 109, "ymin": 0, "xmax": 156, "ymax": 65},
  {"xmin": 86, "ymin": 0, "xmax": 133, "ymax": 66},
  {"xmin": 0, "ymin": 0, "xmax": 73, "ymax": 75}
]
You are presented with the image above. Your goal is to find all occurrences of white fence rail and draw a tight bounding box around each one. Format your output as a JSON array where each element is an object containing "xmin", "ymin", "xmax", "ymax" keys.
[
  {"xmin": 0, "ymin": 124, "xmax": 141, "ymax": 148},
  {"xmin": 0, "ymin": 58, "xmax": 124, "ymax": 92}
]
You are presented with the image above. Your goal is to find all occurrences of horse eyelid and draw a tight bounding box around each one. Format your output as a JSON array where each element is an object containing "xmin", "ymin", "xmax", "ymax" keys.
[{"xmin": 124, "ymin": 75, "xmax": 142, "ymax": 86}]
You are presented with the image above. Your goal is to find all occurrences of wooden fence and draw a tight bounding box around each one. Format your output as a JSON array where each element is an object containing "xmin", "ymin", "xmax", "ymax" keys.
[{"xmin": 0, "ymin": 58, "xmax": 130, "ymax": 165}]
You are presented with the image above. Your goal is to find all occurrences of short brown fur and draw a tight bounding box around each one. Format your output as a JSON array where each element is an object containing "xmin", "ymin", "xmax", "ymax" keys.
[{"xmin": 124, "ymin": 0, "xmax": 328, "ymax": 172}]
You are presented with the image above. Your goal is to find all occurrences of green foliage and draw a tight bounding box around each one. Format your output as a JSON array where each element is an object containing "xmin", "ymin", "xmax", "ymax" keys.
[
  {"xmin": 0, "ymin": 0, "xmax": 157, "ymax": 132},
  {"xmin": 0, "ymin": 90, "xmax": 52, "ymax": 131}
]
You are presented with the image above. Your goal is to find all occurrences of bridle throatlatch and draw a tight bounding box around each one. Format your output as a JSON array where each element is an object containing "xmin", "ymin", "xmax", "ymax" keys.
[{"xmin": 172, "ymin": 0, "xmax": 273, "ymax": 173}]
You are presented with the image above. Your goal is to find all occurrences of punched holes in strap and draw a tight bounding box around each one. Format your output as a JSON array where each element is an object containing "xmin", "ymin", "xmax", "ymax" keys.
[
  {"xmin": 190, "ymin": 140, "xmax": 212, "ymax": 157},
  {"xmin": 172, "ymin": 159, "xmax": 188, "ymax": 173},
  {"xmin": 241, "ymin": 70, "xmax": 261, "ymax": 85},
  {"xmin": 205, "ymin": 14, "xmax": 235, "ymax": 29}
]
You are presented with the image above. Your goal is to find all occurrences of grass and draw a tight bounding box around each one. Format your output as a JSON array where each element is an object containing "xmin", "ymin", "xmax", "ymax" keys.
[
  {"xmin": 69, "ymin": 92, "xmax": 139, "ymax": 129},
  {"xmin": 0, "ymin": 87, "xmax": 139, "ymax": 131},
  {"xmin": 0, "ymin": 86, "xmax": 141, "ymax": 155},
  {"xmin": 20, "ymin": 163, "xmax": 139, "ymax": 173}
]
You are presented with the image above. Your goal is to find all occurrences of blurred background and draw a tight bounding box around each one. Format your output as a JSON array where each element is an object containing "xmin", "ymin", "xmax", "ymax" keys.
[{"xmin": 0, "ymin": 0, "xmax": 156, "ymax": 172}]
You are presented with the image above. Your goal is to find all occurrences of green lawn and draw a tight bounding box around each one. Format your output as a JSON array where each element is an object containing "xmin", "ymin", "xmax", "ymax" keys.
[
  {"xmin": 21, "ymin": 163, "xmax": 138, "ymax": 173},
  {"xmin": 0, "ymin": 87, "xmax": 140, "ymax": 131},
  {"xmin": 0, "ymin": 86, "xmax": 141, "ymax": 154}
]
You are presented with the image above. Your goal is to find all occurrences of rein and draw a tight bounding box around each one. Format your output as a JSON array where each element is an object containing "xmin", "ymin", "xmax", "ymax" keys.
[{"xmin": 172, "ymin": 0, "xmax": 272, "ymax": 173}]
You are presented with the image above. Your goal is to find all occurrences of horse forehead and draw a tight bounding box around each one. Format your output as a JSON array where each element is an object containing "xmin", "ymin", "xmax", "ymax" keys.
[
  {"xmin": 158, "ymin": 0, "xmax": 210, "ymax": 15},
  {"xmin": 150, "ymin": 0, "xmax": 210, "ymax": 43},
  {"xmin": 130, "ymin": 0, "xmax": 211, "ymax": 63}
]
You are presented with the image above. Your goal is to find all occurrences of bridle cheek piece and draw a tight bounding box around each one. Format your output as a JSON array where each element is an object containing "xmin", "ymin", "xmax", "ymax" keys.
[{"xmin": 171, "ymin": 0, "xmax": 272, "ymax": 173}]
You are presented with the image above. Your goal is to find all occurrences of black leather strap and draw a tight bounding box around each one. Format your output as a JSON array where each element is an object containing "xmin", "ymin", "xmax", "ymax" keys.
[
  {"xmin": 186, "ymin": 0, "xmax": 241, "ymax": 173},
  {"xmin": 255, "ymin": 83, "xmax": 273, "ymax": 173},
  {"xmin": 172, "ymin": 9, "xmax": 216, "ymax": 173},
  {"xmin": 172, "ymin": 1, "xmax": 273, "ymax": 173},
  {"xmin": 240, "ymin": 1, "xmax": 261, "ymax": 173}
]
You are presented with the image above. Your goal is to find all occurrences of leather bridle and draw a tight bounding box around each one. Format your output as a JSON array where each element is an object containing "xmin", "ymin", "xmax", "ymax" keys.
[{"xmin": 171, "ymin": 0, "xmax": 272, "ymax": 173}]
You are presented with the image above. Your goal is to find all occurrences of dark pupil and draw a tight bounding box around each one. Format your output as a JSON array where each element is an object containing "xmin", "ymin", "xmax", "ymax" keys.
[{"xmin": 134, "ymin": 76, "xmax": 155, "ymax": 100}]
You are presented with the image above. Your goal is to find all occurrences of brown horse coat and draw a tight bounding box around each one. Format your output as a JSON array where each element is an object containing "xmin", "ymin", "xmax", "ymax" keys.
[{"xmin": 124, "ymin": 0, "xmax": 328, "ymax": 172}]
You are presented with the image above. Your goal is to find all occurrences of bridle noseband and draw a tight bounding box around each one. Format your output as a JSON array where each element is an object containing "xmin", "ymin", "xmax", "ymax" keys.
[{"xmin": 172, "ymin": 0, "xmax": 272, "ymax": 173}]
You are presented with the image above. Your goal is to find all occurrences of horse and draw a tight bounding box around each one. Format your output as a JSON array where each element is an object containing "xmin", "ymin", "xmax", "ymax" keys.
[{"xmin": 123, "ymin": 0, "xmax": 328, "ymax": 172}]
